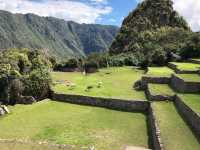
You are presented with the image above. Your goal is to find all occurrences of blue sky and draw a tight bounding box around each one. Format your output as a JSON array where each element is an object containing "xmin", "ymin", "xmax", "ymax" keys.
[
  {"xmin": 0, "ymin": 0, "xmax": 200, "ymax": 31},
  {"xmin": 95, "ymin": 0, "xmax": 138, "ymax": 26}
]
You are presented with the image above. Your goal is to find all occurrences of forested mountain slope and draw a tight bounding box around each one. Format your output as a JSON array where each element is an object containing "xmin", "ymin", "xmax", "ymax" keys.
[{"xmin": 0, "ymin": 10, "xmax": 118, "ymax": 60}]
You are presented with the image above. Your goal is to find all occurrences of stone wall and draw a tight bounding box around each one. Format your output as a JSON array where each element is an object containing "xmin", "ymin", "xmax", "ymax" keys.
[
  {"xmin": 141, "ymin": 76, "xmax": 170, "ymax": 89},
  {"xmin": 168, "ymin": 63, "xmax": 198, "ymax": 74},
  {"xmin": 174, "ymin": 96, "xmax": 200, "ymax": 140},
  {"xmin": 52, "ymin": 93, "xmax": 149, "ymax": 112},
  {"xmin": 145, "ymin": 85, "xmax": 175, "ymax": 101},
  {"xmin": 170, "ymin": 75, "xmax": 200, "ymax": 93},
  {"xmin": 148, "ymin": 104, "xmax": 164, "ymax": 150}
]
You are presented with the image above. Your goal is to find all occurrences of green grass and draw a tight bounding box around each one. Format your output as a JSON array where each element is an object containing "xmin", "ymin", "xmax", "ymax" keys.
[
  {"xmin": 152, "ymin": 102, "xmax": 200, "ymax": 150},
  {"xmin": 146, "ymin": 67, "xmax": 174, "ymax": 77},
  {"xmin": 0, "ymin": 100, "xmax": 149, "ymax": 150},
  {"xmin": 51, "ymin": 67, "xmax": 146, "ymax": 100},
  {"xmin": 0, "ymin": 142, "xmax": 64, "ymax": 150},
  {"xmin": 170, "ymin": 62, "xmax": 200, "ymax": 71},
  {"xmin": 178, "ymin": 94, "xmax": 200, "ymax": 114},
  {"xmin": 148, "ymin": 84, "xmax": 175, "ymax": 96},
  {"xmin": 176, "ymin": 74, "xmax": 200, "ymax": 82}
]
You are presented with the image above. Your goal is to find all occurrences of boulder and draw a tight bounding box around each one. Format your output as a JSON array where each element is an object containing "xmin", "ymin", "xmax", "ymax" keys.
[
  {"xmin": 0, "ymin": 107, "xmax": 5, "ymax": 115},
  {"xmin": 17, "ymin": 96, "xmax": 36, "ymax": 105},
  {"xmin": 134, "ymin": 80, "xmax": 144, "ymax": 91},
  {"xmin": 2, "ymin": 105, "xmax": 10, "ymax": 114}
]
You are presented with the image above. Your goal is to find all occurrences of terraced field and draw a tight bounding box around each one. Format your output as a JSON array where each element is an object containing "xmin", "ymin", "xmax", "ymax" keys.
[
  {"xmin": 152, "ymin": 102, "xmax": 200, "ymax": 150},
  {"xmin": 170, "ymin": 62, "xmax": 200, "ymax": 72},
  {"xmin": 146, "ymin": 67, "xmax": 174, "ymax": 77},
  {"xmin": 178, "ymin": 94, "xmax": 200, "ymax": 114},
  {"xmin": 148, "ymin": 84, "xmax": 174, "ymax": 96},
  {"xmin": 52, "ymin": 67, "xmax": 146, "ymax": 100},
  {"xmin": 176, "ymin": 74, "xmax": 200, "ymax": 82},
  {"xmin": 0, "ymin": 100, "xmax": 149, "ymax": 150},
  {"xmin": 1, "ymin": 60, "xmax": 200, "ymax": 150}
]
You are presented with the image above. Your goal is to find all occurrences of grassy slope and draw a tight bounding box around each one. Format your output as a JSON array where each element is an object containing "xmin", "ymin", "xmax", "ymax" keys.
[
  {"xmin": 51, "ymin": 67, "xmax": 146, "ymax": 100},
  {"xmin": 146, "ymin": 67, "xmax": 174, "ymax": 77},
  {"xmin": 170, "ymin": 62, "xmax": 200, "ymax": 71},
  {"xmin": 0, "ymin": 100, "xmax": 148, "ymax": 149},
  {"xmin": 152, "ymin": 102, "xmax": 200, "ymax": 150},
  {"xmin": 148, "ymin": 84, "xmax": 175, "ymax": 96},
  {"xmin": 179, "ymin": 94, "xmax": 200, "ymax": 114}
]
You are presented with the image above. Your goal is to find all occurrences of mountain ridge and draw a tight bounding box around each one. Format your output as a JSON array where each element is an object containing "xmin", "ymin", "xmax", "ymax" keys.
[{"xmin": 0, "ymin": 10, "xmax": 119, "ymax": 60}]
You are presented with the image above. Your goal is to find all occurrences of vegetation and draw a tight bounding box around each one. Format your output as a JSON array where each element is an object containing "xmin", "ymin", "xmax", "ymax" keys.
[
  {"xmin": 0, "ymin": 100, "xmax": 149, "ymax": 149},
  {"xmin": 51, "ymin": 67, "xmax": 146, "ymax": 100},
  {"xmin": 152, "ymin": 102, "xmax": 200, "ymax": 150},
  {"xmin": 109, "ymin": 0, "xmax": 195, "ymax": 67},
  {"xmin": 0, "ymin": 10, "xmax": 119, "ymax": 60},
  {"xmin": 0, "ymin": 49, "xmax": 52, "ymax": 104},
  {"xmin": 180, "ymin": 33, "xmax": 200, "ymax": 59}
]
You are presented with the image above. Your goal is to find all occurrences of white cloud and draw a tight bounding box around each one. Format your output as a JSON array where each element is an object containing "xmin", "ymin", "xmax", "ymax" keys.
[
  {"xmin": 0, "ymin": 0, "xmax": 112, "ymax": 24},
  {"xmin": 172, "ymin": 0, "xmax": 200, "ymax": 31}
]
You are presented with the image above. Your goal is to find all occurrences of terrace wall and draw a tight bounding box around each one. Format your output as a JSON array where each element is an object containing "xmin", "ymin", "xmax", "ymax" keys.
[
  {"xmin": 51, "ymin": 92, "xmax": 149, "ymax": 112},
  {"xmin": 148, "ymin": 104, "xmax": 164, "ymax": 150},
  {"xmin": 170, "ymin": 75, "xmax": 200, "ymax": 93},
  {"xmin": 141, "ymin": 76, "xmax": 170, "ymax": 89},
  {"xmin": 174, "ymin": 96, "xmax": 200, "ymax": 140}
]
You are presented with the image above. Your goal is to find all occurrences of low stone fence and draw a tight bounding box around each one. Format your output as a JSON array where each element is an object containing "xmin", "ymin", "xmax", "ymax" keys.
[
  {"xmin": 174, "ymin": 96, "xmax": 200, "ymax": 140},
  {"xmin": 170, "ymin": 74, "xmax": 200, "ymax": 93},
  {"xmin": 145, "ymin": 85, "xmax": 175, "ymax": 101},
  {"xmin": 168, "ymin": 63, "xmax": 198, "ymax": 74},
  {"xmin": 148, "ymin": 104, "xmax": 164, "ymax": 150},
  {"xmin": 52, "ymin": 93, "xmax": 149, "ymax": 112},
  {"xmin": 141, "ymin": 76, "xmax": 170, "ymax": 89}
]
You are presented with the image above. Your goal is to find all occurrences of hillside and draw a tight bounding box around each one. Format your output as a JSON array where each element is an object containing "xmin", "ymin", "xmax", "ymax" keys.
[
  {"xmin": 0, "ymin": 10, "xmax": 119, "ymax": 60},
  {"xmin": 110, "ymin": 0, "xmax": 192, "ymax": 66}
]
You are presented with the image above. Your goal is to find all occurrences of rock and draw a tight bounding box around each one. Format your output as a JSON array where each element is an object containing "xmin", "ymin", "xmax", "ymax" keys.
[
  {"xmin": 0, "ymin": 107, "xmax": 5, "ymax": 115},
  {"xmin": 134, "ymin": 80, "xmax": 143, "ymax": 91},
  {"xmin": 17, "ymin": 96, "xmax": 36, "ymax": 105},
  {"xmin": 2, "ymin": 105, "xmax": 9, "ymax": 114}
]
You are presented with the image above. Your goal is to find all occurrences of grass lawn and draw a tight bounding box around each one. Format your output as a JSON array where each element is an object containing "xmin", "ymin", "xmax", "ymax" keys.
[
  {"xmin": 0, "ymin": 100, "xmax": 149, "ymax": 150},
  {"xmin": 178, "ymin": 94, "xmax": 200, "ymax": 114},
  {"xmin": 51, "ymin": 67, "xmax": 146, "ymax": 100},
  {"xmin": 152, "ymin": 102, "xmax": 200, "ymax": 150},
  {"xmin": 148, "ymin": 84, "xmax": 175, "ymax": 96},
  {"xmin": 175, "ymin": 74, "xmax": 200, "ymax": 82},
  {"xmin": 0, "ymin": 142, "xmax": 65, "ymax": 150},
  {"xmin": 146, "ymin": 67, "xmax": 174, "ymax": 77},
  {"xmin": 170, "ymin": 62, "xmax": 200, "ymax": 71}
]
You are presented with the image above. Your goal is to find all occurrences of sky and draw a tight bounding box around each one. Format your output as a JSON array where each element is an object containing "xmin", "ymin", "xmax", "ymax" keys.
[{"xmin": 0, "ymin": 0, "xmax": 199, "ymax": 31}]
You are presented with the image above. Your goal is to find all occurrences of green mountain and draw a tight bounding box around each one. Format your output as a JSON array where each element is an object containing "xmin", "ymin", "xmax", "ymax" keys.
[
  {"xmin": 0, "ymin": 10, "xmax": 119, "ymax": 60},
  {"xmin": 110, "ymin": 0, "xmax": 192, "ymax": 66}
]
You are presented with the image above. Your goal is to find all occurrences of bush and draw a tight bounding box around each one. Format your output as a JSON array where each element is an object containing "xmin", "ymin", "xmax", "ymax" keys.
[
  {"xmin": 0, "ymin": 49, "xmax": 52, "ymax": 104},
  {"xmin": 180, "ymin": 33, "xmax": 200, "ymax": 59}
]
